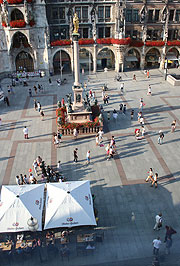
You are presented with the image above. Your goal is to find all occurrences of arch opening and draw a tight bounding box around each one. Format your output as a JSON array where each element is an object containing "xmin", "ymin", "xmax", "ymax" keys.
[
  {"xmin": 166, "ymin": 48, "xmax": 179, "ymax": 68},
  {"xmin": 16, "ymin": 51, "xmax": 34, "ymax": 72},
  {"xmin": 53, "ymin": 50, "xmax": 71, "ymax": 75},
  {"xmin": 97, "ymin": 48, "xmax": 115, "ymax": 71},
  {"xmin": 12, "ymin": 32, "xmax": 30, "ymax": 49},
  {"xmin": 124, "ymin": 49, "xmax": 141, "ymax": 70},
  {"xmin": 145, "ymin": 48, "xmax": 160, "ymax": 69},
  {"xmin": 79, "ymin": 48, "xmax": 93, "ymax": 73}
]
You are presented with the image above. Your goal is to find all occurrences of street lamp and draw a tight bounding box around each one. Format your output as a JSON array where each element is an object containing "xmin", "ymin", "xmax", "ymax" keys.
[{"xmin": 59, "ymin": 50, "xmax": 63, "ymax": 80}]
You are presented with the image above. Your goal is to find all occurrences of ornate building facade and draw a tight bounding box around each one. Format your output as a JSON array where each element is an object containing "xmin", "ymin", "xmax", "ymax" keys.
[{"xmin": 1, "ymin": 0, "xmax": 180, "ymax": 76}]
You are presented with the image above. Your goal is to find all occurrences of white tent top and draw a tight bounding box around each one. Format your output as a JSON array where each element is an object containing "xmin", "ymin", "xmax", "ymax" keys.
[
  {"xmin": 0, "ymin": 184, "xmax": 44, "ymax": 233},
  {"xmin": 44, "ymin": 181, "xmax": 96, "ymax": 229}
]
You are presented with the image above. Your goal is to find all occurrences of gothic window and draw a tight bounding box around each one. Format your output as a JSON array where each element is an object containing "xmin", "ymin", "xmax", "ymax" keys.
[
  {"xmin": 75, "ymin": 7, "xmax": 81, "ymax": 19},
  {"xmin": 11, "ymin": 9, "xmax": 24, "ymax": 21},
  {"xmin": 82, "ymin": 7, "xmax": 88, "ymax": 19},
  {"xmin": 105, "ymin": 7, "xmax": 110, "ymax": 19},
  {"xmin": 98, "ymin": 27, "xmax": 104, "ymax": 38}
]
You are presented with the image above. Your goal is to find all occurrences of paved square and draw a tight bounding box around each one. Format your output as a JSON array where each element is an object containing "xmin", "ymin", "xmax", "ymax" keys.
[{"xmin": 0, "ymin": 69, "xmax": 180, "ymax": 266}]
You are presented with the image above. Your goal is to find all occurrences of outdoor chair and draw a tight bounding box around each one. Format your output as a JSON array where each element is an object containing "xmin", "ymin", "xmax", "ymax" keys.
[{"xmin": 95, "ymin": 232, "xmax": 104, "ymax": 242}]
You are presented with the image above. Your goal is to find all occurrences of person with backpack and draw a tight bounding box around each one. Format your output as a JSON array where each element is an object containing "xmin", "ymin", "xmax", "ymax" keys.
[{"xmin": 158, "ymin": 130, "xmax": 164, "ymax": 145}]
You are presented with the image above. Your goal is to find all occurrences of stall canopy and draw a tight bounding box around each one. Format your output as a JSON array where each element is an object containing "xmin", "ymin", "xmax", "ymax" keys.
[
  {"xmin": 44, "ymin": 181, "xmax": 97, "ymax": 229},
  {"xmin": 0, "ymin": 184, "xmax": 44, "ymax": 233},
  {"xmin": 125, "ymin": 56, "xmax": 138, "ymax": 62}
]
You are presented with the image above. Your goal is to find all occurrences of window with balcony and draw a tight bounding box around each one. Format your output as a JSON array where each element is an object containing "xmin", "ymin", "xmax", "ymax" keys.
[
  {"xmin": 148, "ymin": 10, "xmax": 153, "ymax": 22},
  {"xmin": 154, "ymin": 10, "xmax": 160, "ymax": 22},
  {"xmin": 169, "ymin": 10, "xmax": 174, "ymax": 21},
  {"xmin": 126, "ymin": 10, "xmax": 132, "ymax": 22}
]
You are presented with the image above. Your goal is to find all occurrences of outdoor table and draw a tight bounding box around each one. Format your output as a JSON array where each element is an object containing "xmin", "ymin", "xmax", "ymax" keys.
[
  {"xmin": 0, "ymin": 241, "xmax": 12, "ymax": 251},
  {"xmin": 77, "ymin": 234, "xmax": 94, "ymax": 243},
  {"xmin": 15, "ymin": 240, "xmax": 33, "ymax": 249}
]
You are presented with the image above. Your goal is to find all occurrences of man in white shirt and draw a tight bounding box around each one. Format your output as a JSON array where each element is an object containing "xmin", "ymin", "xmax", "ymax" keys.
[
  {"xmin": 23, "ymin": 126, "xmax": 29, "ymax": 139},
  {"xmin": 153, "ymin": 237, "xmax": 161, "ymax": 255},
  {"xmin": 98, "ymin": 129, "xmax": 104, "ymax": 143},
  {"xmin": 154, "ymin": 213, "xmax": 162, "ymax": 230}
]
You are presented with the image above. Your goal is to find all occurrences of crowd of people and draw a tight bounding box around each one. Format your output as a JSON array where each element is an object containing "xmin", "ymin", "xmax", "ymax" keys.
[{"xmin": 15, "ymin": 155, "xmax": 65, "ymax": 185}]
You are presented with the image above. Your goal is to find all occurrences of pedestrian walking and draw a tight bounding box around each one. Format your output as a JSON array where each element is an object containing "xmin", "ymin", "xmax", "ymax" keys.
[
  {"xmin": 38, "ymin": 84, "xmax": 41, "ymax": 93},
  {"xmin": 53, "ymin": 134, "xmax": 60, "ymax": 148},
  {"xmin": 57, "ymin": 160, "xmax": 62, "ymax": 171},
  {"xmin": 147, "ymin": 70, "xmax": 150, "ymax": 78},
  {"xmin": 119, "ymin": 103, "xmax": 123, "ymax": 113},
  {"xmin": 86, "ymin": 150, "xmax": 90, "ymax": 164},
  {"xmin": 123, "ymin": 104, "xmax": 126, "ymax": 114},
  {"xmin": 40, "ymin": 110, "xmax": 45, "ymax": 121},
  {"xmin": 34, "ymin": 99, "xmax": 37, "ymax": 111},
  {"xmin": 133, "ymin": 74, "xmax": 136, "ymax": 81},
  {"xmin": 33, "ymin": 160, "xmax": 38, "ymax": 176},
  {"xmin": 4, "ymin": 96, "xmax": 10, "ymax": 106},
  {"xmin": 158, "ymin": 130, "xmax": 164, "ymax": 145},
  {"xmin": 154, "ymin": 213, "xmax": 162, "ymax": 230},
  {"xmin": 37, "ymin": 101, "xmax": 41, "ymax": 112},
  {"xmin": 164, "ymin": 226, "xmax": 177, "ymax": 242},
  {"xmin": 102, "ymin": 91, "xmax": 105, "ymax": 101},
  {"xmin": 141, "ymin": 126, "xmax": 145, "ymax": 137},
  {"xmin": 139, "ymin": 116, "xmax": 144, "ymax": 125},
  {"xmin": 98, "ymin": 129, "xmax": 104, "ymax": 143},
  {"xmin": 107, "ymin": 146, "xmax": 114, "ymax": 160},
  {"xmin": 73, "ymin": 128, "xmax": 78, "ymax": 140},
  {"xmin": 107, "ymin": 111, "xmax": 110, "ymax": 121},
  {"xmin": 20, "ymin": 174, "xmax": 24, "ymax": 185},
  {"xmin": 16, "ymin": 175, "xmax": 21, "ymax": 185},
  {"xmin": 74, "ymin": 148, "xmax": 78, "ymax": 163},
  {"xmin": 145, "ymin": 168, "xmax": 153, "ymax": 182},
  {"xmin": 57, "ymin": 131, "xmax": 62, "ymax": 143},
  {"xmin": 165, "ymin": 237, "xmax": 172, "ymax": 255},
  {"xmin": 138, "ymin": 111, "xmax": 142, "ymax": 122},
  {"xmin": 131, "ymin": 110, "xmax": 134, "ymax": 120},
  {"xmin": 29, "ymin": 88, "xmax": 32, "ymax": 97},
  {"xmin": 23, "ymin": 126, "xmax": 29, "ymax": 139},
  {"xmin": 171, "ymin": 120, "xmax": 176, "ymax": 133},
  {"xmin": 105, "ymin": 94, "xmax": 109, "ymax": 105},
  {"xmin": 49, "ymin": 78, "xmax": 52, "ymax": 85},
  {"xmin": 120, "ymin": 83, "xmax": 124, "ymax": 94},
  {"xmin": 113, "ymin": 109, "xmax": 118, "ymax": 121},
  {"xmin": 147, "ymin": 85, "xmax": 152, "ymax": 95},
  {"xmin": 34, "ymin": 86, "xmax": 37, "ymax": 94},
  {"xmin": 152, "ymin": 237, "xmax": 161, "ymax": 256},
  {"xmin": 95, "ymin": 135, "xmax": 99, "ymax": 146},
  {"xmin": 151, "ymin": 173, "xmax": 159, "ymax": 188},
  {"xmin": 139, "ymin": 101, "xmax": 144, "ymax": 112}
]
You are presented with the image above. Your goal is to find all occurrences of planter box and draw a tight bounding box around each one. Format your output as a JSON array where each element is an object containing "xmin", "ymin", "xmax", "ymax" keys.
[{"xmin": 167, "ymin": 75, "xmax": 180, "ymax": 86}]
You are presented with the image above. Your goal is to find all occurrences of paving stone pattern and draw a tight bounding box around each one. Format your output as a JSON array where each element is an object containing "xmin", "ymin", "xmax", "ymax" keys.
[{"xmin": 0, "ymin": 69, "xmax": 180, "ymax": 266}]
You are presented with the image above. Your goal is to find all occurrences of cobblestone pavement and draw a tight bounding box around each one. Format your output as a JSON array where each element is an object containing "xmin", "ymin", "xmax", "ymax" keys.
[{"xmin": 0, "ymin": 68, "xmax": 180, "ymax": 266}]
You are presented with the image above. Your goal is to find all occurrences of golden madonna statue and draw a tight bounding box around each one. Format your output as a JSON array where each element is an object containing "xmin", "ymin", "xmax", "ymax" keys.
[{"xmin": 73, "ymin": 13, "xmax": 79, "ymax": 34}]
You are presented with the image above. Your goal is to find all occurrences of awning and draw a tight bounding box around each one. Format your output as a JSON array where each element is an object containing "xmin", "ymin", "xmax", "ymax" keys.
[
  {"xmin": 166, "ymin": 55, "xmax": 178, "ymax": 61},
  {"xmin": 125, "ymin": 56, "xmax": 138, "ymax": 62}
]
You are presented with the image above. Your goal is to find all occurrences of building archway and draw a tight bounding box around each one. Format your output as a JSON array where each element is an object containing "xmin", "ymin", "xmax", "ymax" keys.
[
  {"xmin": 15, "ymin": 51, "xmax": 34, "ymax": 72},
  {"xmin": 97, "ymin": 48, "xmax": 115, "ymax": 70},
  {"xmin": 166, "ymin": 48, "xmax": 179, "ymax": 68},
  {"xmin": 12, "ymin": 32, "xmax": 30, "ymax": 49},
  {"xmin": 145, "ymin": 48, "xmax": 160, "ymax": 69},
  {"xmin": 79, "ymin": 48, "xmax": 93, "ymax": 73},
  {"xmin": 53, "ymin": 50, "xmax": 71, "ymax": 75},
  {"xmin": 124, "ymin": 48, "xmax": 141, "ymax": 70},
  {"xmin": 11, "ymin": 9, "xmax": 24, "ymax": 21}
]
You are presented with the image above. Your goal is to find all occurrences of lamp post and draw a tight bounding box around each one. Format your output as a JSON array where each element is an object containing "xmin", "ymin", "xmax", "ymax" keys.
[
  {"xmin": 164, "ymin": 59, "xmax": 168, "ymax": 80},
  {"xmin": 59, "ymin": 50, "xmax": 63, "ymax": 80}
]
